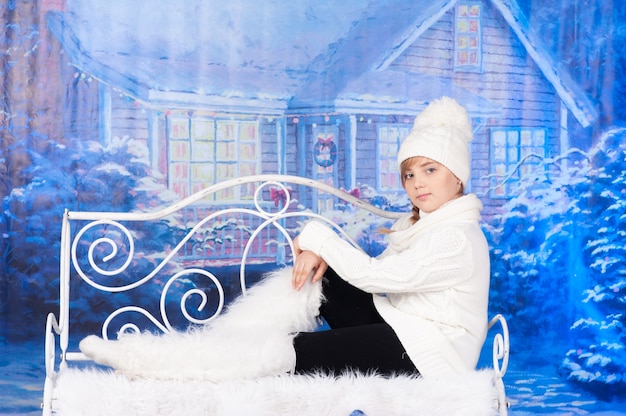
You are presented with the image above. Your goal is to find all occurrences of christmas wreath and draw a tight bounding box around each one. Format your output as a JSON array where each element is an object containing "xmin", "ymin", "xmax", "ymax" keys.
[{"xmin": 313, "ymin": 137, "xmax": 337, "ymax": 167}]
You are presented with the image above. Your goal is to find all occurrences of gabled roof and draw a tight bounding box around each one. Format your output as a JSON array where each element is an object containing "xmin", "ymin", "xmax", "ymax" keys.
[
  {"xmin": 374, "ymin": 0, "xmax": 597, "ymax": 127},
  {"xmin": 46, "ymin": 0, "xmax": 595, "ymax": 125},
  {"xmin": 493, "ymin": 0, "xmax": 597, "ymax": 127}
]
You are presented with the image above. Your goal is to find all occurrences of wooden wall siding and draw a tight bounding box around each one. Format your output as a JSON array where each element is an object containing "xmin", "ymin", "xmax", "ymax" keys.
[
  {"xmin": 284, "ymin": 120, "xmax": 299, "ymax": 177},
  {"xmin": 110, "ymin": 92, "xmax": 151, "ymax": 144},
  {"xmin": 469, "ymin": 130, "xmax": 490, "ymax": 191},
  {"xmin": 388, "ymin": 16, "xmax": 454, "ymax": 76},
  {"xmin": 259, "ymin": 118, "xmax": 279, "ymax": 174},
  {"xmin": 354, "ymin": 117, "xmax": 378, "ymax": 189}
]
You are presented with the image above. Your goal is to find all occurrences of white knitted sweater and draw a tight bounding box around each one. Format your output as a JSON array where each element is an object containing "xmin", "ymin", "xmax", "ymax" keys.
[{"xmin": 297, "ymin": 193, "xmax": 490, "ymax": 378}]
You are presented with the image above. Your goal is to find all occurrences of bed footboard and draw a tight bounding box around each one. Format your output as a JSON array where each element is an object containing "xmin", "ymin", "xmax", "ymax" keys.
[{"xmin": 489, "ymin": 314, "xmax": 510, "ymax": 415}]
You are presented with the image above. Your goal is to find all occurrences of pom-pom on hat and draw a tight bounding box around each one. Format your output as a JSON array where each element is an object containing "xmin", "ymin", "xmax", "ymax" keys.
[{"xmin": 397, "ymin": 96, "xmax": 473, "ymax": 185}]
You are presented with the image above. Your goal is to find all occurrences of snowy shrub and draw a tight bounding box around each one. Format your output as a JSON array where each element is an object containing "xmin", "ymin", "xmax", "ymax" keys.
[{"xmin": 1, "ymin": 137, "xmax": 184, "ymax": 339}]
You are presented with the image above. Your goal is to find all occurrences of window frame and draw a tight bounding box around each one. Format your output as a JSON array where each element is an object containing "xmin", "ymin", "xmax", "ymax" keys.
[
  {"xmin": 489, "ymin": 127, "xmax": 547, "ymax": 198},
  {"xmin": 454, "ymin": 2, "xmax": 483, "ymax": 73},
  {"xmin": 376, "ymin": 123, "xmax": 411, "ymax": 193},
  {"xmin": 167, "ymin": 112, "xmax": 260, "ymax": 201}
]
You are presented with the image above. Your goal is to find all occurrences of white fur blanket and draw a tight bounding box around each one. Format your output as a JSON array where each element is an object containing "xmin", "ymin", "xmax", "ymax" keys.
[
  {"xmin": 53, "ymin": 367, "xmax": 499, "ymax": 415},
  {"xmin": 60, "ymin": 269, "xmax": 500, "ymax": 415}
]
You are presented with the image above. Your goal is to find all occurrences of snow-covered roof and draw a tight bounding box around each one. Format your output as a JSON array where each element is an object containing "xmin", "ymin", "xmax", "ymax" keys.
[
  {"xmin": 330, "ymin": 71, "xmax": 501, "ymax": 117},
  {"xmin": 47, "ymin": 0, "xmax": 492, "ymax": 117},
  {"xmin": 47, "ymin": 0, "xmax": 594, "ymax": 124}
]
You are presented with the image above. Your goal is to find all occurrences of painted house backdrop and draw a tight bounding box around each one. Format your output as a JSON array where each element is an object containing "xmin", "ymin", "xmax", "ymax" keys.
[
  {"xmin": 1, "ymin": 0, "xmax": 625, "ymax": 412},
  {"xmin": 45, "ymin": 0, "xmax": 599, "ymax": 217}
]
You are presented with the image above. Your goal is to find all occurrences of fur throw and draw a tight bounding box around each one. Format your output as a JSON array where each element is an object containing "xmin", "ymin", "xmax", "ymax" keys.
[
  {"xmin": 53, "ymin": 367, "xmax": 500, "ymax": 416},
  {"xmin": 69, "ymin": 267, "xmax": 501, "ymax": 415},
  {"xmin": 79, "ymin": 268, "xmax": 324, "ymax": 381}
]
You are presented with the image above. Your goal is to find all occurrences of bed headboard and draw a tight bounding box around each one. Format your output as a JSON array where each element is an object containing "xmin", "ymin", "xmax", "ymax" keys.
[{"xmin": 45, "ymin": 174, "xmax": 405, "ymax": 370}]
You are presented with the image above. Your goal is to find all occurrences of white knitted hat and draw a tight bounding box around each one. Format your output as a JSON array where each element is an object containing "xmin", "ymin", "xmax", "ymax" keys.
[{"xmin": 397, "ymin": 97, "xmax": 473, "ymax": 185}]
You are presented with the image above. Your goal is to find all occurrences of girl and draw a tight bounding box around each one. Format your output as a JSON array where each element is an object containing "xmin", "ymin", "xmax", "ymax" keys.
[
  {"xmin": 79, "ymin": 97, "xmax": 489, "ymax": 381},
  {"xmin": 291, "ymin": 96, "xmax": 490, "ymax": 378}
]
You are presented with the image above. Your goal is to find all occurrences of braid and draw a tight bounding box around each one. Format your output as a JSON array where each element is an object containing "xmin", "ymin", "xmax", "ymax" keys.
[{"xmin": 410, "ymin": 205, "xmax": 420, "ymax": 224}]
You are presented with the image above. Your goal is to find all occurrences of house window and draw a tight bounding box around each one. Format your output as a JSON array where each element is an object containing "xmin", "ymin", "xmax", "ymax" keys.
[
  {"xmin": 454, "ymin": 3, "xmax": 482, "ymax": 72},
  {"xmin": 168, "ymin": 113, "xmax": 259, "ymax": 200},
  {"xmin": 490, "ymin": 127, "xmax": 547, "ymax": 197},
  {"xmin": 377, "ymin": 124, "xmax": 411, "ymax": 192}
]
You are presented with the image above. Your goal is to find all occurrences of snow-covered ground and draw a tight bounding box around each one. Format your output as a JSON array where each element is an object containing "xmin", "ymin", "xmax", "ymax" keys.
[
  {"xmin": 0, "ymin": 340, "xmax": 43, "ymax": 416},
  {"xmin": 1, "ymin": 339, "xmax": 625, "ymax": 415},
  {"xmin": 504, "ymin": 366, "xmax": 626, "ymax": 415}
]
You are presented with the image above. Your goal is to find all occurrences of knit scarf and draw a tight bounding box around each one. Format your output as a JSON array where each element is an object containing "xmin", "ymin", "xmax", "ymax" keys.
[{"xmin": 387, "ymin": 193, "xmax": 483, "ymax": 253}]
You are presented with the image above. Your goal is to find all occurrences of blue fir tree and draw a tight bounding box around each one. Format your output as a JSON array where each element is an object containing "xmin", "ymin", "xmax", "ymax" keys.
[
  {"xmin": 560, "ymin": 127, "xmax": 626, "ymax": 399},
  {"xmin": 485, "ymin": 126, "xmax": 626, "ymax": 399}
]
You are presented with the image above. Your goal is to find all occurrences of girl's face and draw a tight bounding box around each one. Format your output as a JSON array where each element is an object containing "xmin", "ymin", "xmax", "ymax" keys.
[{"xmin": 402, "ymin": 157, "xmax": 462, "ymax": 213}]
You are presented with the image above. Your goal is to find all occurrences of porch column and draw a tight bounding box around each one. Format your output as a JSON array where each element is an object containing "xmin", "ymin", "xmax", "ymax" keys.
[{"xmin": 347, "ymin": 114, "xmax": 357, "ymax": 189}]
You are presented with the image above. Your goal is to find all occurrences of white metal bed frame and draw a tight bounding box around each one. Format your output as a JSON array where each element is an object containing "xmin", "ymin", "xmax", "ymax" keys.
[{"xmin": 42, "ymin": 174, "xmax": 509, "ymax": 415}]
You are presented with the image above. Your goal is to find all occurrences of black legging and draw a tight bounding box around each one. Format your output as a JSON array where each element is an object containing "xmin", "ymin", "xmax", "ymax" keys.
[{"xmin": 293, "ymin": 268, "xmax": 419, "ymax": 376}]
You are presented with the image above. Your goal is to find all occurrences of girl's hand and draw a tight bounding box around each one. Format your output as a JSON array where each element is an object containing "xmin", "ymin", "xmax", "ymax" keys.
[{"xmin": 292, "ymin": 250, "xmax": 328, "ymax": 291}]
